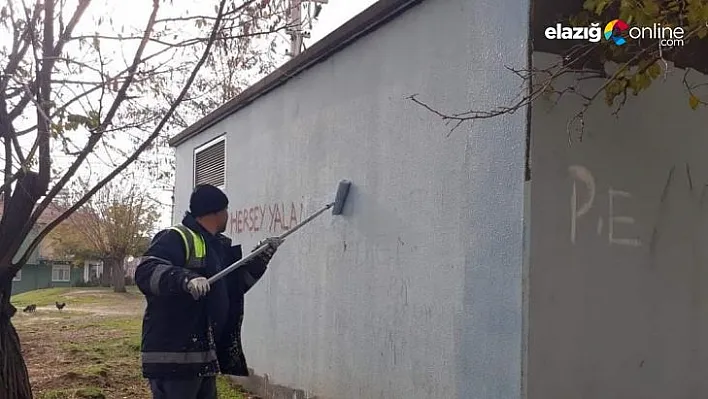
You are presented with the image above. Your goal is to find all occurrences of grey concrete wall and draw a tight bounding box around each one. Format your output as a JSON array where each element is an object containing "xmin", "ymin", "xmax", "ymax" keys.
[
  {"xmin": 174, "ymin": 0, "xmax": 529, "ymax": 397},
  {"xmin": 529, "ymin": 51, "xmax": 708, "ymax": 398}
]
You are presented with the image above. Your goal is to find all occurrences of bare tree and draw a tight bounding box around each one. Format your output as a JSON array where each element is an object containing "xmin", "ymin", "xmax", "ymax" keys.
[
  {"xmin": 50, "ymin": 178, "xmax": 159, "ymax": 292},
  {"xmin": 0, "ymin": 0, "xmax": 296, "ymax": 396}
]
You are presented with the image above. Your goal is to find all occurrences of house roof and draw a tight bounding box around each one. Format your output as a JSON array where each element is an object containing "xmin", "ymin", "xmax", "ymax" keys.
[
  {"xmin": 0, "ymin": 201, "xmax": 67, "ymax": 226},
  {"xmin": 170, "ymin": 0, "xmax": 708, "ymax": 147},
  {"xmin": 169, "ymin": 0, "xmax": 425, "ymax": 147}
]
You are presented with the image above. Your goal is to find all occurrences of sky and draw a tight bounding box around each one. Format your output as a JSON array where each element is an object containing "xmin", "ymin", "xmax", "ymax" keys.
[{"xmin": 306, "ymin": 0, "xmax": 378, "ymax": 45}]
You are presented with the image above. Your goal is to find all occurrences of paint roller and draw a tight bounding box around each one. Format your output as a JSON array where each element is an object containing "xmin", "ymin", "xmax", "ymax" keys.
[{"xmin": 207, "ymin": 179, "xmax": 352, "ymax": 284}]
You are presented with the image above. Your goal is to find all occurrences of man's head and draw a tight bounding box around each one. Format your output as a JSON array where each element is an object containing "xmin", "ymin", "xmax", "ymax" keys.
[{"xmin": 190, "ymin": 184, "xmax": 229, "ymax": 234}]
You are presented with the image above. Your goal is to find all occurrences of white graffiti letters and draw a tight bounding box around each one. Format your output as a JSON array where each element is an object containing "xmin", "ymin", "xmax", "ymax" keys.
[
  {"xmin": 569, "ymin": 165, "xmax": 641, "ymax": 247},
  {"xmin": 608, "ymin": 189, "xmax": 641, "ymax": 246}
]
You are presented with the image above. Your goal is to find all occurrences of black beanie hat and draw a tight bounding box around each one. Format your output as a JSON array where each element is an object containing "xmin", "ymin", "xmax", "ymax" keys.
[{"xmin": 190, "ymin": 184, "xmax": 229, "ymax": 217}]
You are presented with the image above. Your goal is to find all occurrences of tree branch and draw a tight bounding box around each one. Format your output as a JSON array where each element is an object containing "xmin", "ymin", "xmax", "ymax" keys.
[
  {"xmin": 7, "ymin": 22, "xmax": 227, "ymax": 133},
  {"xmin": 3, "ymin": 133, "xmax": 11, "ymax": 215},
  {"xmin": 6, "ymin": 0, "xmax": 91, "ymax": 124},
  {"xmin": 17, "ymin": 0, "xmax": 229, "ymax": 268},
  {"xmin": 410, "ymin": 20, "xmax": 707, "ymax": 141},
  {"xmin": 683, "ymin": 68, "xmax": 708, "ymax": 108},
  {"xmin": 36, "ymin": 0, "xmax": 55, "ymax": 192},
  {"xmin": 34, "ymin": 0, "xmax": 160, "ymax": 205},
  {"xmin": 0, "ymin": 0, "xmax": 40, "ymax": 92},
  {"xmin": 10, "ymin": 0, "xmax": 162, "ymax": 268},
  {"xmin": 10, "ymin": 135, "xmax": 25, "ymax": 167},
  {"xmin": 54, "ymin": 0, "xmax": 91, "ymax": 54},
  {"xmin": 153, "ymin": 3, "xmax": 249, "ymax": 24},
  {"xmin": 68, "ymin": 27, "xmax": 287, "ymax": 49}
]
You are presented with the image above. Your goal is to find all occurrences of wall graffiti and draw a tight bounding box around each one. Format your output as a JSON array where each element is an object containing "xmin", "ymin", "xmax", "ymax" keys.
[
  {"xmin": 229, "ymin": 202, "xmax": 304, "ymax": 236},
  {"xmin": 569, "ymin": 165, "xmax": 641, "ymax": 247}
]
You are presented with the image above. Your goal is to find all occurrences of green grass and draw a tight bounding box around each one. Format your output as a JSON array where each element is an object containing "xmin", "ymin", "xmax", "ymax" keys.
[
  {"xmin": 216, "ymin": 375, "xmax": 248, "ymax": 398},
  {"xmin": 63, "ymin": 335, "xmax": 244, "ymax": 398},
  {"xmin": 37, "ymin": 386, "xmax": 105, "ymax": 399},
  {"xmin": 79, "ymin": 317, "xmax": 142, "ymax": 335},
  {"xmin": 17, "ymin": 287, "xmax": 248, "ymax": 398},
  {"xmin": 11, "ymin": 287, "xmax": 75, "ymax": 307},
  {"xmin": 63, "ymin": 326, "xmax": 142, "ymax": 366},
  {"xmin": 11, "ymin": 286, "xmax": 141, "ymax": 308}
]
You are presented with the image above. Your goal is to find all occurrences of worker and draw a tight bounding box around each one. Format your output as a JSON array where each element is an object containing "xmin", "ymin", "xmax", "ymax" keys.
[{"xmin": 135, "ymin": 183, "xmax": 282, "ymax": 399}]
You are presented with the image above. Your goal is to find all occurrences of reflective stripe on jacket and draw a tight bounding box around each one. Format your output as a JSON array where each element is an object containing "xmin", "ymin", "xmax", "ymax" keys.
[{"xmin": 135, "ymin": 213, "xmax": 270, "ymax": 379}]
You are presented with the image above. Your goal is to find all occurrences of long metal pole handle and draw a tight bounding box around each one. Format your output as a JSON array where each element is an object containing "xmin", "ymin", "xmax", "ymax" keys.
[
  {"xmin": 207, "ymin": 202, "xmax": 334, "ymax": 284},
  {"xmin": 278, "ymin": 202, "xmax": 332, "ymax": 240}
]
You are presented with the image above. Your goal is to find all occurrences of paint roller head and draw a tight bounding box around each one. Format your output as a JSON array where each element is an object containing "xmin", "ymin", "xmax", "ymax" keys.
[{"xmin": 331, "ymin": 179, "xmax": 351, "ymax": 215}]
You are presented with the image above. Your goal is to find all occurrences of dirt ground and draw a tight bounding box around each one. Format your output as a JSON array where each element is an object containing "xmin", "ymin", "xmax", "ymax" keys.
[{"xmin": 12, "ymin": 288, "xmax": 250, "ymax": 399}]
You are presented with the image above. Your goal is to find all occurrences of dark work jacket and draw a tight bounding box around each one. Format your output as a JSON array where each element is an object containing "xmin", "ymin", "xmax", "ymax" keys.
[{"xmin": 135, "ymin": 212, "xmax": 270, "ymax": 379}]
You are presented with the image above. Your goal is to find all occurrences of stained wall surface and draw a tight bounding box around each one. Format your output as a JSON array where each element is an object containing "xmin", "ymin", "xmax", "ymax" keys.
[
  {"xmin": 529, "ymin": 51, "xmax": 708, "ymax": 399},
  {"xmin": 173, "ymin": 0, "xmax": 529, "ymax": 397}
]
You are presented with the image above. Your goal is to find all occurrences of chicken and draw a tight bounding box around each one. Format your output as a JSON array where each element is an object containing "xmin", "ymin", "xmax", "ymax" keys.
[
  {"xmin": 22, "ymin": 304, "xmax": 36, "ymax": 313},
  {"xmin": 55, "ymin": 301, "xmax": 66, "ymax": 311}
]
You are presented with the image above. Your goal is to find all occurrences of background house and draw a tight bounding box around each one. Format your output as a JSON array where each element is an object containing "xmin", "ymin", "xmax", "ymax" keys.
[
  {"xmin": 3, "ymin": 199, "xmax": 105, "ymax": 295},
  {"xmin": 10, "ymin": 261, "xmax": 85, "ymax": 295}
]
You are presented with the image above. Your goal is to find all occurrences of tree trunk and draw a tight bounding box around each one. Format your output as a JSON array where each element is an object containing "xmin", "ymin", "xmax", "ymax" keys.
[
  {"xmin": 0, "ymin": 172, "xmax": 43, "ymax": 398},
  {"xmin": 0, "ymin": 276, "xmax": 33, "ymax": 399},
  {"xmin": 110, "ymin": 257, "xmax": 126, "ymax": 293}
]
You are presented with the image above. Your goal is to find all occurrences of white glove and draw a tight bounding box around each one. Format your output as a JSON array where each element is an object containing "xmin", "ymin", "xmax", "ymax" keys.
[
  {"xmin": 256, "ymin": 237, "xmax": 284, "ymax": 257},
  {"xmin": 186, "ymin": 277, "xmax": 210, "ymax": 300}
]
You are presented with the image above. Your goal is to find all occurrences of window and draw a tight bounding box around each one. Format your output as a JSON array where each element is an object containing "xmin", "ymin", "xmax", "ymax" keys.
[
  {"xmin": 52, "ymin": 265, "xmax": 71, "ymax": 282},
  {"xmin": 88, "ymin": 262, "xmax": 102, "ymax": 281},
  {"xmin": 12, "ymin": 269, "xmax": 21, "ymax": 281},
  {"xmin": 193, "ymin": 136, "xmax": 226, "ymax": 188}
]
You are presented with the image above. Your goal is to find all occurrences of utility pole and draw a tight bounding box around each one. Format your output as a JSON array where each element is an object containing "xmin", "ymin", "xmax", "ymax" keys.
[{"xmin": 287, "ymin": 0, "xmax": 328, "ymax": 57}]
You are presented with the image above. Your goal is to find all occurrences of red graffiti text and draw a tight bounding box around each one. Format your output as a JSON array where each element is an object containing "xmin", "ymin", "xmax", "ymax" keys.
[{"xmin": 230, "ymin": 202, "xmax": 304, "ymax": 235}]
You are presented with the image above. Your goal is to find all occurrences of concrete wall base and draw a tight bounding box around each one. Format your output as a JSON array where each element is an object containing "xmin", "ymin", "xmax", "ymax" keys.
[{"xmin": 230, "ymin": 370, "xmax": 318, "ymax": 399}]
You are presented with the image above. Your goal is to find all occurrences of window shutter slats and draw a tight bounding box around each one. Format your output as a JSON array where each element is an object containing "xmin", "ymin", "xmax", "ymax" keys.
[{"xmin": 194, "ymin": 139, "xmax": 225, "ymax": 187}]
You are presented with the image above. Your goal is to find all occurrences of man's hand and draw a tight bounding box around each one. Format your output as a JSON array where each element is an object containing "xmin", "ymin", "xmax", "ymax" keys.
[
  {"xmin": 255, "ymin": 237, "xmax": 284, "ymax": 258},
  {"xmin": 186, "ymin": 277, "xmax": 210, "ymax": 300}
]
